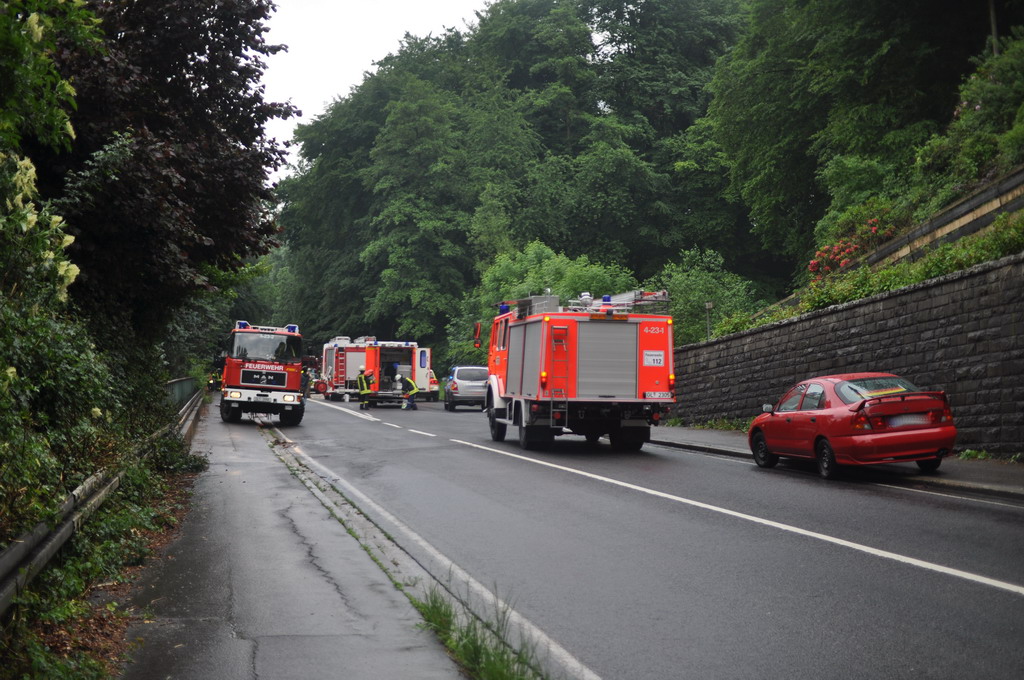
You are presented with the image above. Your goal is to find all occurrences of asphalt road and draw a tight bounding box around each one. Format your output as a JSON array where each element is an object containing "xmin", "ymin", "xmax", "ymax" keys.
[{"xmin": 279, "ymin": 397, "xmax": 1024, "ymax": 679}]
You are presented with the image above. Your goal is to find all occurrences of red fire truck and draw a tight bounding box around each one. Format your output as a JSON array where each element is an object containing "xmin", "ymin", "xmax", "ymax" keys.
[
  {"xmin": 484, "ymin": 291, "xmax": 675, "ymax": 451},
  {"xmin": 217, "ymin": 321, "xmax": 305, "ymax": 425},
  {"xmin": 319, "ymin": 336, "xmax": 434, "ymax": 405}
]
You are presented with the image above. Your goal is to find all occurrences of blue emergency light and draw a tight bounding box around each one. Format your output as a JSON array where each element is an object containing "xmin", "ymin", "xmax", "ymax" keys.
[
  {"xmin": 236, "ymin": 320, "xmax": 250, "ymax": 329},
  {"xmin": 286, "ymin": 324, "xmax": 299, "ymax": 333},
  {"xmin": 499, "ymin": 304, "xmax": 510, "ymax": 314},
  {"xmin": 602, "ymin": 295, "xmax": 612, "ymax": 302}
]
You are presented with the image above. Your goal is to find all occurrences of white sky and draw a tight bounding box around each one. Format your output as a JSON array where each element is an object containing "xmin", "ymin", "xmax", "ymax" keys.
[{"xmin": 262, "ymin": 0, "xmax": 490, "ymax": 180}]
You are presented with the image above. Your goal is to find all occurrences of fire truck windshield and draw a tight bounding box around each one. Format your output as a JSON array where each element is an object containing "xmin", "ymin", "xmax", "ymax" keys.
[{"xmin": 231, "ymin": 333, "xmax": 303, "ymax": 363}]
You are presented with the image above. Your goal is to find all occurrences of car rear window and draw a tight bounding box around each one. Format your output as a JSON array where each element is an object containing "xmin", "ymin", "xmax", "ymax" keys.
[
  {"xmin": 835, "ymin": 376, "xmax": 921, "ymax": 404},
  {"xmin": 457, "ymin": 368, "xmax": 488, "ymax": 381}
]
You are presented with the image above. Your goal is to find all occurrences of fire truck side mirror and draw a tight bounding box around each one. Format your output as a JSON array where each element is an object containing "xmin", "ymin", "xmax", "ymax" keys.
[
  {"xmin": 472, "ymin": 322, "xmax": 481, "ymax": 348},
  {"xmin": 214, "ymin": 355, "xmax": 225, "ymax": 369}
]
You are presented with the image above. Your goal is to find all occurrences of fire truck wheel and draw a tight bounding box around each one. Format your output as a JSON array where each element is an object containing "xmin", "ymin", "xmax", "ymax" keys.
[
  {"xmin": 488, "ymin": 408, "xmax": 506, "ymax": 442},
  {"xmin": 280, "ymin": 408, "xmax": 304, "ymax": 426},
  {"xmin": 219, "ymin": 399, "xmax": 241, "ymax": 423},
  {"xmin": 518, "ymin": 422, "xmax": 542, "ymax": 450},
  {"xmin": 610, "ymin": 430, "xmax": 644, "ymax": 452},
  {"xmin": 585, "ymin": 432, "xmax": 602, "ymax": 445}
]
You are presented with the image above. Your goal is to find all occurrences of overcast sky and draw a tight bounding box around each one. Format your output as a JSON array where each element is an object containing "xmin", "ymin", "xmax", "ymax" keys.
[{"xmin": 262, "ymin": 0, "xmax": 489, "ymax": 179}]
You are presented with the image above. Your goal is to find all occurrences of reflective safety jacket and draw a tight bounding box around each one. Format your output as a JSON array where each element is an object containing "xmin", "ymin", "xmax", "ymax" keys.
[
  {"xmin": 357, "ymin": 372, "xmax": 372, "ymax": 394},
  {"xmin": 400, "ymin": 376, "xmax": 419, "ymax": 395}
]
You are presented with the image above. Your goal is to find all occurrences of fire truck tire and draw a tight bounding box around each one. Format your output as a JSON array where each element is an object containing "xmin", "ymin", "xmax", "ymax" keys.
[
  {"xmin": 280, "ymin": 408, "xmax": 304, "ymax": 426},
  {"xmin": 610, "ymin": 430, "xmax": 645, "ymax": 452},
  {"xmin": 219, "ymin": 399, "xmax": 241, "ymax": 423},
  {"xmin": 585, "ymin": 432, "xmax": 602, "ymax": 445},
  {"xmin": 488, "ymin": 408, "xmax": 506, "ymax": 442}
]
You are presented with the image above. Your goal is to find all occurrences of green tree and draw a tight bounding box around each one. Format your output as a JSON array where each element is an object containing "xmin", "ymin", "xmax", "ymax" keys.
[
  {"xmin": 646, "ymin": 248, "xmax": 768, "ymax": 346},
  {"xmin": 446, "ymin": 241, "xmax": 638, "ymax": 365},
  {"xmin": 708, "ymin": 0, "xmax": 1024, "ymax": 263}
]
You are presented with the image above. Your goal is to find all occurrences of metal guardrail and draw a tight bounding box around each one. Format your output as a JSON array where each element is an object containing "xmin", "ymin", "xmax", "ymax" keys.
[{"xmin": 0, "ymin": 380, "xmax": 205, "ymax": 619}]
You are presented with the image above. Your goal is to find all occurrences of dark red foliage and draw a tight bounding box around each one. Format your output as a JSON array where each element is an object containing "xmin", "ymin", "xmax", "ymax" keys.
[{"xmin": 29, "ymin": 0, "xmax": 298, "ymax": 337}]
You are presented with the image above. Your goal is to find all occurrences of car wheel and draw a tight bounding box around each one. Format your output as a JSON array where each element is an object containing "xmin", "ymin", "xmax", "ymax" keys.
[
  {"xmin": 488, "ymin": 407, "xmax": 506, "ymax": 442},
  {"xmin": 916, "ymin": 458, "xmax": 942, "ymax": 473},
  {"xmin": 816, "ymin": 439, "xmax": 838, "ymax": 479},
  {"xmin": 751, "ymin": 432, "xmax": 779, "ymax": 469}
]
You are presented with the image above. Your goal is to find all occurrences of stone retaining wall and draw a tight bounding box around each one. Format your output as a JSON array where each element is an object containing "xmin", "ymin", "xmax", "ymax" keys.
[{"xmin": 672, "ymin": 253, "xmax": 1024, "ymax": 456}]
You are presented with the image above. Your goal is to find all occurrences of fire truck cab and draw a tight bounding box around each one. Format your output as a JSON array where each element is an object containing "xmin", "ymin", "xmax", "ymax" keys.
[
  {"xmin": 217, "ymin": 321, "xmax": 305, "ymax": 425},
  {"xmin": 486, "ymin": 291, "xmax": 675, "ymax": 451}
]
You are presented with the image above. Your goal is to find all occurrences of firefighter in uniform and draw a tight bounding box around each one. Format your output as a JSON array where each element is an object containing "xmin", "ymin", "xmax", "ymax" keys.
[
  {"xmin": 397, "ymin": 373, "xmax": 419, "ymax": 410},
  {"xmin": 357, "ymin": 365, "xmax": 373, "ymax": 410}
]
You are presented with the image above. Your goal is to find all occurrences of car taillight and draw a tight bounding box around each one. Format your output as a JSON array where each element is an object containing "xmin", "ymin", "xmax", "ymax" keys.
[
  {"xmin": 932, "ymin": 406, "xmax": 953, "ymax": 423},
  {"xmin": 851, "ymin": 411, "xmax": 872, "ymax": 430},
  {"xmin": 450, "ymin": 381, "xmax": 458, "ymax": 393}
]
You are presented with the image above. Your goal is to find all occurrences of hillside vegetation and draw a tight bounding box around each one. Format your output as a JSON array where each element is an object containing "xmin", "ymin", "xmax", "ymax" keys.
[{"xmin": 268, "ymin": 0, "xmax": 1024, "ymax": 364}]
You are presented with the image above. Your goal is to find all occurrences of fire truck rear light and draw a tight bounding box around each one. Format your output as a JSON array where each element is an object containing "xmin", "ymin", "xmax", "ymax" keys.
[
  {"xmin": 667, "ymin": 319, "xmax": 673, "ymax": 325},
  {"xmin": 668, "ymin": 374, "xmax": 675, "ymax": 388},
  {"xmin": 540, "ymin": 371, "xmax": 548, "ymax": 387},
  {"xmin": 652, "ymin": 412, "xmax": 661, "ymax": 421},
  {"xmin": 531, "ymin": 403, "xmax": 541, "ymax": 413},
  {"xmin": 553, "ymin": 411, "xmax": 562, "ymax": 421}
]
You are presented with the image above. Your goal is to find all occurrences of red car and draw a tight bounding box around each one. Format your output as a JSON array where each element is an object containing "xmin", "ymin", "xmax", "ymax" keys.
[{"xmin": 748, "ymin": 373, "xmax": 956, "ymax": 479}]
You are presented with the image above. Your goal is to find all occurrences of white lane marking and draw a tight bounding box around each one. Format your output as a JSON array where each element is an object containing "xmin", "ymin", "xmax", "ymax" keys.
[
  {"xmin": 408, "ymin": 429, "xmax": 437, "ymax": 437},
  {"xmin": 277, "ymin": 435, "xmax": 603, "ymax": 680},
  {"xmin": 384, "ymin": 422, "xmax": 402, "ymax": 429},
  {"xmin": 452, "ymin": 439, "xmax": 1024, "ymax": 597},
  {"xmin": 311, "ymin": 399, "xmax": 379, "ymax": 422}
]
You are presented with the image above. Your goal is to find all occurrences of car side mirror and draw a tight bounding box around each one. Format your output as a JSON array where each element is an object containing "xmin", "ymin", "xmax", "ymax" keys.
[
  {"xmin": 762, "ymin": 403, "xmax": 774, "ymax": 414},
  {"xmin": 214, "ymin": 356, "xmax": 225, "ymax": 369}
]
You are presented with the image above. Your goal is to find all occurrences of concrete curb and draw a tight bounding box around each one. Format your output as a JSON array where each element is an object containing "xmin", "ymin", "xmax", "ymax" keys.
[{"xmin": 650, "ymin": 437, "xmax": 1024, "ymax": 503}]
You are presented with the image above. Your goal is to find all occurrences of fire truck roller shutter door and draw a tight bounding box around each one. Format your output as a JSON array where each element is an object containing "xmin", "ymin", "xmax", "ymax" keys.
[
  {"xmin": 506, "ymin": 323, "xmax": 527, "ymax": 396},
  {"xmin": 577, "ymin": 322, "xmax": 638, "ymax": 399},
  {"xmin": 521, "ymin": 322, "xmax": 543, "ymax": 398}
]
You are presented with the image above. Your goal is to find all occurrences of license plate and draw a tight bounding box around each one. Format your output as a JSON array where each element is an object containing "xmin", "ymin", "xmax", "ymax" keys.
[
  {"xmin": 645, "ymin": 391, "xmax": 673, "ymax": 399},
  {"xmin": 254, "ymin": 395, "xmax": 270, "ymax": 402},
  {"xmin": 887, "ymin": 413, "xmax": 930, "ymax": 427}
]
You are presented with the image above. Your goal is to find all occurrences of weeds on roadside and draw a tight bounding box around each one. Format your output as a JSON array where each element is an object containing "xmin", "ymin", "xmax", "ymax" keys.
[
  {"xmin": 412, "ymin": 585, "xmax": 546, "ymax": 680},
  {"xmin": 0, "ymin": 434, "xmax": 205, "ymax": 677}
]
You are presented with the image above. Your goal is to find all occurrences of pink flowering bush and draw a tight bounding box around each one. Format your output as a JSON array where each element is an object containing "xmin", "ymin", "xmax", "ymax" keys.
[{"xmin": 808, "ymin": 217, "xmax": 898, "ymax": 282}]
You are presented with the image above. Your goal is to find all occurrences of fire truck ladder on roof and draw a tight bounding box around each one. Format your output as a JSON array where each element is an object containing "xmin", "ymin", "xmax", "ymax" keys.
[{"xmin": 549, "ymin": 325, "xmax": 570, "ymax": 429}]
